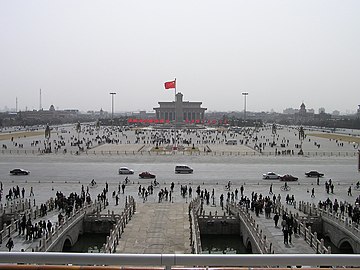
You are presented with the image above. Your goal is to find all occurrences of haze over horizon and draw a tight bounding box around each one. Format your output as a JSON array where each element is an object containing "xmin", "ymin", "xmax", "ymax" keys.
[{"xmin": 1, "ymin": 1, "xmax": 359, "ymax": 114}]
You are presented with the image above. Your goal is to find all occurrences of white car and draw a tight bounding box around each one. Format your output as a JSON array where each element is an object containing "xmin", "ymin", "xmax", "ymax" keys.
[
  {"xmin": 118, "ymin": 167, "xmax": 134, "ymax": 175},
  {"xmin": 262, "ymin": 172, "xmax": 279, "ymax": 179}
]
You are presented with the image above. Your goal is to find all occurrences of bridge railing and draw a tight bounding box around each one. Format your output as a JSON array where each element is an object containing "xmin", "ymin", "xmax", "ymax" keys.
[
  {"xmin": 0, "ymin": 198, "xmax": 32, "ymax": 215},
  {"xmin": 102, "ymin": 196, "xmax": 136, "ymax": 253},
  {"xmin": 35, "ymin": 200, "xmax": 105, "ymax": 252},
  {"xmin": 298, "ymin": 201, "xmax": 360, "ymax": 237},
  {"xmin": 273, "ymin": 203, "xmax": 330, "ymax": 254},
  {"xmin": 188, "ymin": 198, "xmax": 202, "ymax": 254},
  {"xmin": 0, "ymin": 197, "xmax": 57, "ymax": 245},
  {"xmin": 228, "ymin": 203, "xmax": 273, "ymax": 254}
]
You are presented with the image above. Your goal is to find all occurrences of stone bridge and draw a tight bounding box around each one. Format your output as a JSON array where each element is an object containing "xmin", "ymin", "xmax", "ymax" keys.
[
  {"xmin": 37, "ymin": 201, "xmax": 105, "ymax": 252},
  {"xmin": 189, "ymin": 198, "xmax": 272, "ymax": 254},
  {"xmin": 298, "ymin": 201, "xmax": 360, "ymax": 253},
  {"xmin": 227, "ymin": 204, "xmax": 273, "ymax": 253}
]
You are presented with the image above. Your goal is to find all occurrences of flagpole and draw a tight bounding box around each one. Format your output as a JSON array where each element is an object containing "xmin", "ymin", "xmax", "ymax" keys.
[{"xmin": 174, "ymin": 78, "xmax": 177, "ymax": 98}]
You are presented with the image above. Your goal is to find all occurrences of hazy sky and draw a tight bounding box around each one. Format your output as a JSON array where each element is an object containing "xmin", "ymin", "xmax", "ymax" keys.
[{"xmin": 1, "ymin": 0, "xmax": 359, "ymax": 114}]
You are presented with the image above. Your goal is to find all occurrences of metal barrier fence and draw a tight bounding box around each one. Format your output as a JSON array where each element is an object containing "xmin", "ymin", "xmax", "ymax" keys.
[
  {"xmin": 0, "ymin": 148, "xmax": 358, "ymax": 157},
  {"xmin": 0, "ymin": 253, "xmax": 359, "ymax": 268}
]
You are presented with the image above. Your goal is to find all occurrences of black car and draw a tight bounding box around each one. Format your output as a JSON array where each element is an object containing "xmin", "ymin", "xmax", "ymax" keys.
[
  {"xmin": 305, "ymin": 171, "xmax": 324, "ymax": 177},
  {"xmin": 10, "ymin": 168, "xmax": 30, "ymax": 175}
]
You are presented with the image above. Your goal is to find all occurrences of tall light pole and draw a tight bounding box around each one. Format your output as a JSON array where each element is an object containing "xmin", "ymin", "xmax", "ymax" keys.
[
  {"xmin": 242, "ymin": 92, "xmax": 248, "ymax": 123},
  {"xmin": 110, "ymin": 92, "xmax": 116, "ymax": 128}
]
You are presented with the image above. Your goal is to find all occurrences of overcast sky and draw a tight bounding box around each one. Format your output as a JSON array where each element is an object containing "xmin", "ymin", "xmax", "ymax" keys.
[{"xmin": 1, "ymin": 0, "xmax": 359, "ymax": 114}]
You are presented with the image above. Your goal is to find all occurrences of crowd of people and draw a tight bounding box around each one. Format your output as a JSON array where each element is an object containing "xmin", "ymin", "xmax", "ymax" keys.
[{"xmin": 2, "ymin": 124, "xmax": 357, "ymax": 156}]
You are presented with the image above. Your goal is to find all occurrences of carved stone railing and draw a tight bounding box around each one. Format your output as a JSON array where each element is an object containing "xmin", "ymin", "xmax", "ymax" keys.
[
  {"xmin": 102, "ymin": 196, "xmax": 136, "ymax": 253},
  {"xmin": 188, "ymin": 197, "xmax": 202, "ymax": 254},
  {"xmin": 298, "ymin": 201, "xmax": 360, "ymax": 238},
  {"xmin": 35, "ymin": 200, "xmax": 105, "ymax": 252},
  {"xmin": 0, "ymin": 198, "xmax": 56, "ymax": 245},
  {"xmin": 274, "ymin": 203, "xmax": 330, "ymax": 254},
  {"xmin": 228, "ymin": 203, "xmax": 273, "ymax": 254}
]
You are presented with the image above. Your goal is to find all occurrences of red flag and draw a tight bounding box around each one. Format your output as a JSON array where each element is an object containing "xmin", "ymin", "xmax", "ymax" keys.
[{"xmin": 164, "ymin": 80, "xmax": 176, "ymax": 89}]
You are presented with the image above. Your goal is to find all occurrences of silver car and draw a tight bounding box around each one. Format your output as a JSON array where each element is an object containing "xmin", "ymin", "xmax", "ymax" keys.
[
  {"xmin": 118, "ymin": 167, "xmax": 134, "ymax": 175},
  {"xmin": 262, "ymin": 172, "xmax": 279, "ymax": 179}
]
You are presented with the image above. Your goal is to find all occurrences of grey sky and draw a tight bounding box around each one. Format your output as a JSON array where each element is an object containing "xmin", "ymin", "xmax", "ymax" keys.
[{"xmin": 1, "ymin": 0, "xmax": 359, "ymax": 114}]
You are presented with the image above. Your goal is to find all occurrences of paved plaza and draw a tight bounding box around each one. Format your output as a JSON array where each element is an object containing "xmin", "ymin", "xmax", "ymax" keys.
[{"xmin": 0, "ymin": 124, "xmax": 359, "ymax": 254}]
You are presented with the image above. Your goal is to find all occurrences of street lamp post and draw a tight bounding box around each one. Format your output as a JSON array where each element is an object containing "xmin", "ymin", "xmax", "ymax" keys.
[
  {"xmin": 242, "ymin": 92, "xmax": 248, "ymax": 123},
  {"xmin": 110, "ymin": 92, "xmax": 116, "ymax": 128}
]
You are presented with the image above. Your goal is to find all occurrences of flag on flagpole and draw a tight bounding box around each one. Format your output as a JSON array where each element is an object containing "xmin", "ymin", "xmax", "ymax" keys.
[{"xmin": 164, "ymin": 80, "xmax": 176, "ymax": 89}]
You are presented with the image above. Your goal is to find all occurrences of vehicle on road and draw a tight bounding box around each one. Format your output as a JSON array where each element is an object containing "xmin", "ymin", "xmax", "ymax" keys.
[
  {"xmin": 262, "ymin": 172, "xmax": 279, "ymax": 179},
  {"xmin": 279, "ymin": 174, "xmax": 298, "ymax": 181},
  {"xmin": 225, "ymin": 139, "xmax": 237, "ymax": 145},
  {"xmin": 118, "ymin": 167, "xmax": 134, "ymax": 175},
  {"xmin": 175, "ymin": 165, "xmax": 193, "ymax": 174},
  {"xmin": 139, "ymin": 171, "xmax": 156, "ymax": 179},
  {"xmin": 305, "ymin": 171, "xmax": 324, "ymax": 177},
  {"xmin": 10, "ymin": 168, "xmax": 30, "ymax": 175}
]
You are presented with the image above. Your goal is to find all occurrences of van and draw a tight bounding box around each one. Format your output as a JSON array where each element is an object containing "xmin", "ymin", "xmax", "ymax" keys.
[
  {"xmin": 175, "ymin": 165, "xmax": 193, "ymax": 174},
  {"xmin": 225, "ymin": 139, "xmax": 237, "ymax": 145}
]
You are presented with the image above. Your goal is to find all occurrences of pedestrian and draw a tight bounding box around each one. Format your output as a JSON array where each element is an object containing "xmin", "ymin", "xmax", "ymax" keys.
[
  {"xmin": 283, "ymin": 225, "xmax": 289, "ymax": 245},
  {"xmin": 115, "ymin": 194, "xmax": 119, "ymax": 205},
  {"xmin": 6, "ymin": 237, "xmax": 14, "ymax": 251},
  {"xmin": 311, "ymin": 188, "xmax": 315, "ymax": 198},
  {"xmin": 348, "ymin": 186, "xmax": 352, "ymax": 196},
  {"xmin": 269, "ymin": 183, "xmax": 273, "ymax": 195},
  {"xmin": 274, "ymin": 213, "xmax": 280, "ymax": 228},
  {"xmin": 317, "ymin": 176, "xmax": 319, "ymax": 185},
  {"xmin": 47, "ymin": 220, "xmax": 52, "ymax": 234},
  {"xmin": 288, "ymin": 226, "xmax": 293, "ymax": 244},
  {"xmin": 30, "ymin": 187, "xmax": 34, "ymax": 196}
]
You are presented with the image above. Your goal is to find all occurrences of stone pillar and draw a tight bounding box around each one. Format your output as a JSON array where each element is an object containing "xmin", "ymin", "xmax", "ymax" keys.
[{"xmin": 175, "ymin": 93, "xmax": 184, "ymax": 124}]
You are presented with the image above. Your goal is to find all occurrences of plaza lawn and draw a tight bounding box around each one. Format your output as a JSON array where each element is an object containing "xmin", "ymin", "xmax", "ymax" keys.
[
  {"xmin": 0, "ymin": 130, "xmax": 44, "ymax": 141},
  {"xmin": 307, "ymin": 133, "xmax": 360, "ymax": 144}
]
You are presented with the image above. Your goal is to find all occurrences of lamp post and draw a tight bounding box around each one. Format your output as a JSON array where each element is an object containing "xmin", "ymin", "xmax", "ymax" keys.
[
  {"xmin": 110, "ymin": 92, "xmax": 116, "ymax": 128},
  {"xmin": 242, "ymin": 92, "xmax": 248, "ymax": 123}
]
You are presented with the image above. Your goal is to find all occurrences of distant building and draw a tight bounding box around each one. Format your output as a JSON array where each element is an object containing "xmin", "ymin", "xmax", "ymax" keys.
[
  {"xmin": 17, "ymin": 105, "xmax": 79, "ymax": 123},
  {"xmin": 283, "ymin": 108, "xmax": 297, "ymax": 114},
  {"xmin": 299, "ymin": 102, "xmax": 307, "ymax": 116},
  {"xmin": 319, "ymin": 107, "xmax": 325, "ymax": 114},
  {"xmin": 332, "ymin": 110, "xmax": 340, "ymax": 116},
  {"xmin": 153, "ymin": 92, "xmax": 207, "ymax": 124},
  {"xmin": 357, "ymin": 105, "xmax": 360, "ymax": 116},
  {"xmin": 307, "ymin": 108, "xmax": 315, "ymax": 114}
]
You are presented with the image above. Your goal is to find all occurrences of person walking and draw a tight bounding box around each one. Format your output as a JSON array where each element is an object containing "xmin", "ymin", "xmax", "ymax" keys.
[
  {"xmin": 348, "ymin": 186, "xmax": 352, "ymax": 196},
  {"xmin": 311, "ymin": 188, "xmax": 315, "ymax": 198},
  {"xmin": 273, "ymin": 212, "xmax": 279, "ymax": 227},
  {"xmin": 269, "ymin": 183, "xmax": 273, "ymax": 195},
  {"xmin": 6, "ymin": 237, "xmax": 14, "ymax": 251},
  {"xmin": 283, "ymin": 225, "xmax": 289, "ymax": 245},
  {"xmin": 288, "ymin": 226, "xmax": 293, "ymax": 244}
]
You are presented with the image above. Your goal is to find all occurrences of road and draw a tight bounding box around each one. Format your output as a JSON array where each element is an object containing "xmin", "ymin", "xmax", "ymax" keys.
[{"xmin": 0, "ymin": 154, "xmax": 359, "ymax": 206}]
